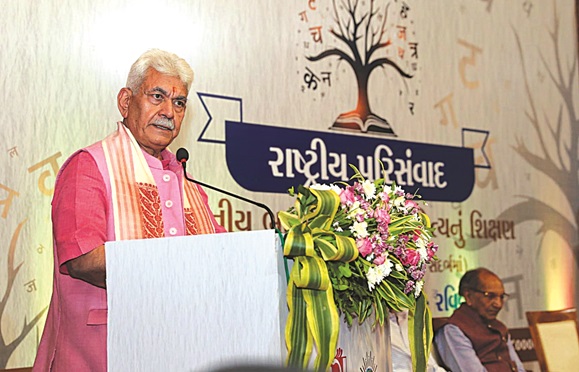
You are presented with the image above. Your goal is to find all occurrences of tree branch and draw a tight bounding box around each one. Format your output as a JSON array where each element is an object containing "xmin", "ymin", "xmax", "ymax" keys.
[
  {"xmin": 368, "ymin": 57, "xmax": 413, "ymax": 78},
  {"xmin": 307, "ymin": 47, "xmax": 356, "ymax": 68}
]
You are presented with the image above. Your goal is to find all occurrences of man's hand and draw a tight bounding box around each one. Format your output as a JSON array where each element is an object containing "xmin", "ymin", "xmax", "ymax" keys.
[{"xmin": 66, "ymin": 245, "xmax": 107, "ymax": 288}]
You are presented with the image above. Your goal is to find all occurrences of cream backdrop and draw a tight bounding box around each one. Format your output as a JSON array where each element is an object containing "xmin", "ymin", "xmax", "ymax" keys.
[{"xmin": 1, "ymin": 0, "xmax": 578, "ymax": 369}]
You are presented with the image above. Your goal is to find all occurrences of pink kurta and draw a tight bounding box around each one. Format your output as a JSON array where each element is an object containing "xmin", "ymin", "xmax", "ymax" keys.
[{"xmin": 33, "ymin": 144, "xmax": 225, "ymax": 371}]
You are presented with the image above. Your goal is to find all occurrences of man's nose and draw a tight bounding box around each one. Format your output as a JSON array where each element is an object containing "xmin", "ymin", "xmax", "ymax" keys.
[
  {"xmin": 491, "ymin": 296, "xmax": 504, "ymax": 307},
  {"xmin": 160, "ymin": 99, "xmax": 175, "ymax": 118}
]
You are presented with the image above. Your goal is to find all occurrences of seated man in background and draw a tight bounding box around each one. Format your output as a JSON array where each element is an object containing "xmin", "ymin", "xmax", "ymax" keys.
[{"xmin": 434, "ymin": 268, "xmax": 525, "ymax": 372}]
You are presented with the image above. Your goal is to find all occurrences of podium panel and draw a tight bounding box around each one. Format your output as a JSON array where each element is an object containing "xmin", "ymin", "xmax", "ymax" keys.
[
  {"xmin": 106, "ymin": 229, "xmax": 287, "ymax": 371},
  {"xmin": 331, "ymin": 315, "xmax": 391, "ymax": 372}
]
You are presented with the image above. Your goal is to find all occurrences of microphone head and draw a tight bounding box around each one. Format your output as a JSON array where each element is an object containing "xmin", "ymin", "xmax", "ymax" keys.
[{"xmin": 176, "ymin": 148, "xmax": 189, "ymax": 163}]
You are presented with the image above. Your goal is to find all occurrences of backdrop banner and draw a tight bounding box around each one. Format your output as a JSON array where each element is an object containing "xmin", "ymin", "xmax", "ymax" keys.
[{"xmin": 0, "ymin": 0, "xmax": 577, "ymax": 369}]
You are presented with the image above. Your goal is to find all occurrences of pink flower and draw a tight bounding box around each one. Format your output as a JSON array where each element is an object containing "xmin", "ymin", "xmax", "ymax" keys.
[
  {"xmin": 357, "ymin": 238, "xmax": 373, "ymax": 257},
  {"xmin": 373, "ymin": 255, "xmax": 386, "ymax": 265},
  {"xmin": 405, "ymin": 200, "xmax": 418, "ymax": 211},
  {"xmin": 360, "ymin": 200, "xmax": 371, "ymax": 212},
  {"xmin": 401, "ymin": 249, "xmax": 421, "ymax": 266},
  {"xmin": 379, "ymin": 191, "xmax": 390, "ymax": 203},
  {"xmin": 375, "ymin": 208, "xmax": 391, "ymax": 224},
  {"xmin": 427, "ymin": 242, "xmax": 438, "ymax": 259},
  {"xmin": 340, "ymin": 188, "xmax": 356, "ymax": 206},
  {"xmin": 412, "ymin": 230, "xmax": 421, "ymax": 242}
]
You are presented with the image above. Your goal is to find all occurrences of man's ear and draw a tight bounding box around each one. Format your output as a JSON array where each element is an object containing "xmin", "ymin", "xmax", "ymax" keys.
[
  {"xmin": 463, "ymin": 291, "xmax": 473, "ymax": 306},
  {"xmin": 117, "ymin": 88, "xmax": 133, "ymax": 118}
]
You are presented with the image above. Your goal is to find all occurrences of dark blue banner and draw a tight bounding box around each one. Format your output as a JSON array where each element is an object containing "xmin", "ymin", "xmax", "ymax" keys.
[{"xmin": 225, "ymin": 121, "xmax": 475, "ymax": 202}]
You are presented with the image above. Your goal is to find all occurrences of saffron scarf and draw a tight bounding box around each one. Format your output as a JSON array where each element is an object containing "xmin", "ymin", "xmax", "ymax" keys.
[{"xmin": 101, "ymin": 123, "xmax": 216, "ymax": 240}]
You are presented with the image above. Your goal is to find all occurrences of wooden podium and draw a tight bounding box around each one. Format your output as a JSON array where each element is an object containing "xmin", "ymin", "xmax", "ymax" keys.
[{"xmin": 106, "ymin": 230, "xmax": 391, "ymax": 372}]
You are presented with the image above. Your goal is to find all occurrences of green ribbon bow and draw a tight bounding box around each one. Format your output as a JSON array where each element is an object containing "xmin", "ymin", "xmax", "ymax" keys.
[
  {"xmin": 279, "ymin": 187, "xmax": 358, "ymax": 371},
  {"xmin": 280, "ymin": 186, "xmax": 433, "ymax": 372}
]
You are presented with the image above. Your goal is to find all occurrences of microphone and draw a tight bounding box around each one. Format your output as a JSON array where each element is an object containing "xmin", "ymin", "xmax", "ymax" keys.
[{"xmin": 176, "ymin": 148, "xmax": 276, "ymax": 230}]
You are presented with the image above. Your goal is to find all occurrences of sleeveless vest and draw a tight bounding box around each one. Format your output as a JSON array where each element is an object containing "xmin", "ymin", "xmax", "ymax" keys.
[{"xmin": 447, "ymin": 304, "xmax": 517, "ymax": 372}]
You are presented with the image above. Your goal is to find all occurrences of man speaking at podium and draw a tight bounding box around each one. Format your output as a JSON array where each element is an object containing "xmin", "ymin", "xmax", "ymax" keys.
[{"xmin": 33, "ymin": 49, "xmax": 226, "ymax": 371}]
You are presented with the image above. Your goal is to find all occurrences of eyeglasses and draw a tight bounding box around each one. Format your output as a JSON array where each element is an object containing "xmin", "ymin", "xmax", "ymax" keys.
[{"xmin": 470, "ymin": 289, "xmax": 510, "ymax": 301}]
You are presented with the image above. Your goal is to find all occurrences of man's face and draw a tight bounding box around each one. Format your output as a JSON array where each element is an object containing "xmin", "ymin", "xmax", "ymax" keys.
[
  {"xmin": 118, "ymin": 68, "xmax": 188, "ymax": 158},
  {"xmin": 464, "ymin": 272, "xmax": 506, "ymax": 321}
]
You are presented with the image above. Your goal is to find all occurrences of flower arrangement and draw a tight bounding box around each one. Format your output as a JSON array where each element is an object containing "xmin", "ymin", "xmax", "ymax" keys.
[{"xmin": 279, "ymin": 165, "xmax": 438, "ymax": 372}]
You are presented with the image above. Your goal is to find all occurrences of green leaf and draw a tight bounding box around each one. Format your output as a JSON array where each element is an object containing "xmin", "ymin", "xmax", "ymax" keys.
[
  {"xmin": 278, "ymin": 211, "xmax": 300, "ymax": 230},
  {"xmin": 389, "ymin": 281, "xmax": 415, "ymax": 309},
  {"xmin": 376, "ymin": 280, "xmax": 397, "ymax": 303},
  {"xmin": 374, "ymin": 292, "xmax": 385, "ymax": 326},
  {"xmin": 409, "ymin": 293, "xmax": 432, "ymax": 372},
  {"xmin": 338, "ymin": 264, "xmax": 352, "ymax": 277}
]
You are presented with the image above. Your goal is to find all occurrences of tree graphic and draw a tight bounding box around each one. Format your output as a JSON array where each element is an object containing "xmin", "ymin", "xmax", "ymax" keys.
[
  {"xmin": 1, "ymin": 220, "xmax": 47, "ymax": 368},
  {"xmin": 307, "ymin": 0, "xmax": 414, "ymax": 135},
  {"xmin": 465, "ymin": 1, "xmax": 578, "ymax": 302},
  {"xmin": 511, "ymin": 3, "xmax": 578, "ymax": 267}
]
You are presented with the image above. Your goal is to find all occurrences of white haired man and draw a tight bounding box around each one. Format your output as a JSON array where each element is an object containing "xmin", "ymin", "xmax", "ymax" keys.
[
  {"xmin": 33, "ymin": 49, "xmax": 226, "ymax": 371},
  {"xmin": 434, "ymin": 268, "xmax": 525, "ymax": 372}
]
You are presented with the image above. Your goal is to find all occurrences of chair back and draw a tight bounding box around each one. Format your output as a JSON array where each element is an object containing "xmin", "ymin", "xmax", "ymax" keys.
[
  {"xmin": 508, "ymin": 327, "xmax": 537, "ymax": 363},
  {"xmin": 525, "ymin": 307, "xmax": 579, "ymax": 372}
]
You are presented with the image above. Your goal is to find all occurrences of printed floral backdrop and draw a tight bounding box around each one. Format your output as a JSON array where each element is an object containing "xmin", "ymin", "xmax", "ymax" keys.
[{"xmin": 1, "ymin": 0, "xmax": 578, "ymax": 369}]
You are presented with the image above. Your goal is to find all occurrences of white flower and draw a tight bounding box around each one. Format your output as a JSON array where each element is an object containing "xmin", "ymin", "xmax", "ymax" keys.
[
  {"xmin": 417, "ymin": 247, "xmax": 428, "ymax": 261},
  {"xmin": 416, "ymin": 238, "xmax": 428, "ymax": 260},
  {"xmin": 329, "ymin": 184, "xmax": 343, "ymax": 196},
  {"xmin": 395, "ymin": 263, "xmax": 404, "ymax": 272},
  {"xmin": 414, "ymin": 280, "xmax": 424, "ymax": 298},
  {"xmin": 347, "ymin": 201, "xmax": 361, "ymax": 218},
  {"xmin": 366, "ymin": 269, "xmax": 381, "ymax": 291},
  {"xmin": 332, "ymin": 221, "xmax": 343, "ymax": 232},
  {"xmin": 378, "ymin": 259, "xmax": 393, "ymax": 277},
  {"xmin": 366, "ymin": 260, "xmax": 394, "ymax": 291},
  {"xmin": 310, "ymin": 183, "xmax": 332, "ymax": 190},
  {"xmin": 350, "ymin": 221, "xmax": 369, "ymax": 238},
  {"xmin": 392, "ymin": 195, "xmax": 405, "ymax": 210},
  {"xmin": 362, "ymin": 180, "xmax": 376, "ymax": 200}
]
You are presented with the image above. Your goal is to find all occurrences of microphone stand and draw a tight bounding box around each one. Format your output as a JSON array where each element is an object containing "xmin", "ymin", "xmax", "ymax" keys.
[
  {"xmin": 177, "ymin": 148, "xmax": 289, "ymax": 283},
  {"xmin": 179, "ymin": 163, "xmax": 277, "ymax": 230}
]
